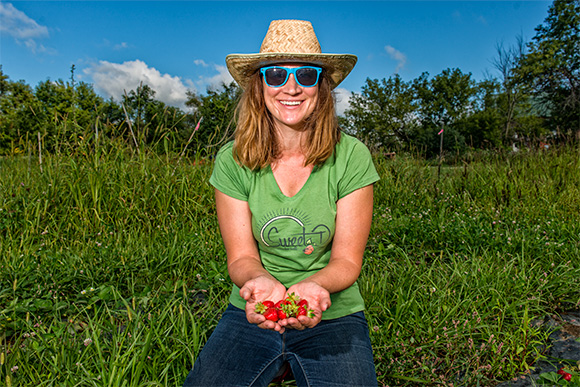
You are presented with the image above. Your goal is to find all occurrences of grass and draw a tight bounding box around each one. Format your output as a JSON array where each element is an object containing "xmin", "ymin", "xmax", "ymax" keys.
[{"xmin": 1, "ymin": 138, "xmax": 579, "ymax": 386}]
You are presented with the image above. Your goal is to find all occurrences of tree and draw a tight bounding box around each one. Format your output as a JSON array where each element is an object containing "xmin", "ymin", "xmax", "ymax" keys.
[
  {"xmin": 120, "ymin": 83, "xmax": 189, "ymax": 151},
  {"xmin": 460, "ymin": 79, "xmax": 504, "ymax": 149},
  {"xmin": 0, "ymin": 65, "xmax": 9, "ymax": 96},
  {"xmin": 414, "ymin": 69, "xmax": 477, "ymax": 157},
  {"xmin": 0, "ymin": 71, "xmax": 43, "ymax": 153},
  {"xmin": 491, "ymin": 37, "xmax": 530, "ymax": 143},
  {"xmin": 0, "ymin": 68, "xmax": 193, "ymax": 154},
  {"xmin": 416, "ymin": 69, "xmax": 476, "ymax": 129},
  {"xmin": 342, "ymin": 75, "xmax": 418, "ymax": 149},
  {"xmin": 515, "ymin": 0, "xmax": 580, "ymax": 140},
  {"xmin": 185, "ymin": 82, "xmax": 242, "ymax": 152},
  {"xmin": 32, "ymin": 77, "xmax": 116, "ymax": 151}
]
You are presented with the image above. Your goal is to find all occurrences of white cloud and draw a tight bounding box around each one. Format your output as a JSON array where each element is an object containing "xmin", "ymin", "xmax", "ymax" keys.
[
  {"xmin": 0, "ymin": 2, "xmax": 48, "ymax": 39},
  {"xmin": 203, "ymin": 64, "xmax": 235, "ymax": 90},
  {"xmin": 0, "ymin": 2, "xmax": 50, "ymax": 53},
  {"xmin": 333, "ymin": 87, "xmax": 352, "ymax": 117},
  {"xmin": 385, "ymin": 45, "xmax": 407, "ymax": 74},
  {"xmin": 194, "ymin": 59, "xmax": 209, "ymax": 67},
  {"xmin": 84, "ymin": 60, "xmax": 194, "ymax": 110},
  {"xmin": 113, "ymin": 42, "xmax": 129, "ymax": 51},
  {"xmin": 99, "ymin": 39, "xmax": 131, "ymax": 51}
]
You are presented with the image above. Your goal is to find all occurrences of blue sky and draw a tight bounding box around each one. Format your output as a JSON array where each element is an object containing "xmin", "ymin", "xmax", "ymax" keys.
[{"xmin": 1, "ymin": 1, "xmax": 551, "ymax": 113}]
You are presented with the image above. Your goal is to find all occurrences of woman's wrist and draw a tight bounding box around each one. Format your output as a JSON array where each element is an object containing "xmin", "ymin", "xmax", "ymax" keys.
[{"xmin": 228, "ymin": 257, "xmax": 272, "ymax": 288}]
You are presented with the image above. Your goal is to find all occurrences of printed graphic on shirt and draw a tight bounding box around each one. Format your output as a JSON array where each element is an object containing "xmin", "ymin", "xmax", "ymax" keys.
[{"xmin": 258, "ymin": 209, "xmax": 331, "ymax": 251}]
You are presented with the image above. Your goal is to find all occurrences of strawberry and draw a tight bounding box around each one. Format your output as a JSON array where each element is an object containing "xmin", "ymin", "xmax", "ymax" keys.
[
  {"xmin": 277, "ymin": 308, "xmax": 288, "ymax": 320},
  {"xmin": 263, "ymin": 307, "xmax": 279, "ymax": 321},
  {"xmin": 558, "ymin": 368, "xmax": 566, "ymax": 376},
  {"xmin": 255, "ymin": 301, "xmax": 271, "ymax": 314},
  {"xmin": 254, "ymin": 294, "xmax": 316, "ymax": 322},
  {"xmin": 275, "ymin": 299, "xmax": 289, "ymax": 309},
  {"xmin": 562, "ymin": 372, "xmax": 572, "ymax": 382},
  {"xmin": 262, "ymin": 300, "xmax": 275, "ymax": 309},
  {"xmin": 285, "ymin": 293, "xmax": 300, "ymax": 305},
  {"xmin": 297, "ymin": 306, "xmax": 316, "ymax": 318},
  {"xmin": 255, "ymin": 300, "xmax": 276, "ymax": 314}
]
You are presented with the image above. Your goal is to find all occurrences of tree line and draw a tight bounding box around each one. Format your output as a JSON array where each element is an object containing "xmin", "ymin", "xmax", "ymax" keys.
[
  {"xmin": 0, "ymin": 64, "xmax": 242, "ymax": 157},
  {"xmin": 0, "ymin": 0, "xmax": 577, "ymax": 159},
  {"xmin": 341, "ymin": 0, "xmax": 579, "ymax": 157}
]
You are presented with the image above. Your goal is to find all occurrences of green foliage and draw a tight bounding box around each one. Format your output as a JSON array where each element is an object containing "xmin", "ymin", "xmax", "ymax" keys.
[
  {"xmin": 0, "ymin": 144, "xmax": 227, "ymax": 386},
  {"xmin": 0, "ymin": 68, "xmax": 243, "ymax": 158},
  {"xmin": 538, "ymin": 366, "xmax": 580, "ymax": 385},
  {"xmin": 459, "ymin": 79, "xmax": 504, "ymax": 148},
  {"xmin": 417, "ymin": 68, "xmax": 476, "ymax": 129},
  {"xmin": 120, "ymin": 83, "xmax": 190, "ymax": 153},
  {"xmin": 413, "ymin": 68, "xmax": 476, "ymax": 157},
  {"xmin": 1, "ymin": 141, "xmax": 579, "ymax": 386},
  {"xmin": 344, "ymin": 69, "xmax": 500, "ymax": 157},
  {"xmin": 185, "ymin": 82, "xmax": 242, "ymax": 152},
  {"xmin": 515, "ymin": 0, "xmax": 580, "ymax": 137},
  {"xmin": 342, "ymin": 75, "xmax": 418, "ymax": 149},
  {"xmin": 489, "ymin": 37, "xmax": 548, "ymax": 145},
  {"xmin": 365, "ymin": 147, "xmax": 580, "ymax": 385}
]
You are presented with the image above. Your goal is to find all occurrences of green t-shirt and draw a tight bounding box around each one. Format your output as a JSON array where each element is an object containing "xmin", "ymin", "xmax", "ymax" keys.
[{"xmin": 209, "ymin": 133, "xmax": 380, "ymax": 320}]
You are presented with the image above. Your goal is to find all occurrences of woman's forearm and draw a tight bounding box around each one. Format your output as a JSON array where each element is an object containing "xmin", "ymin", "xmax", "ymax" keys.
[
  {"xmin": 227, "ymin": 256, "xmax": 278, "ymax": 289},
  {"xmin": 300, "ymin": 257, "xmax": 362, "ymax": 294}
]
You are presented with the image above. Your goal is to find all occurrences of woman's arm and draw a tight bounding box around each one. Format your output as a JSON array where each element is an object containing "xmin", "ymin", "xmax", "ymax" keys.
[
  {"xmin": 307, "ymin": 183, "xmax": 374, "ymax": 291},
  {"xmin": 215, "ymin": 189, "xmax": 287, "ymax": 332},
  {"xmin": 284, "ymin": 184, "xmax": 374, "ymax": 329}
]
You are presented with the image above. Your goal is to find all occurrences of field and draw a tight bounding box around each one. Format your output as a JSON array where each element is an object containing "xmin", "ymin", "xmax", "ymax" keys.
[{"xmin": 1, "ymin": 142, "xmax": 579, "ymax": 386}]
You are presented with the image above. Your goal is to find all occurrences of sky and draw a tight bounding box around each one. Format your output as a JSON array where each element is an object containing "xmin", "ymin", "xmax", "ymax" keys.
[{"xmin": 1, "ymin": 1, "xmax": 552, "ymax": 114}]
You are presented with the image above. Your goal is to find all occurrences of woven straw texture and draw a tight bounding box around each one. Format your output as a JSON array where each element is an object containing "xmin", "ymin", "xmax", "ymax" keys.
[{"xmin": 226, "ymin": 20, "xmax": 357, "ymax": 90}]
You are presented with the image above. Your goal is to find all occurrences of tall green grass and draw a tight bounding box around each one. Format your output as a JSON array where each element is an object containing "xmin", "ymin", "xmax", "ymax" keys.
[
  {"xmin": 1, "ymin": 140, "xmax": 579, "ymax": 386},
  {"xmin": 365, "ymin": 147, "xmax": 580, "ymax": 385}
]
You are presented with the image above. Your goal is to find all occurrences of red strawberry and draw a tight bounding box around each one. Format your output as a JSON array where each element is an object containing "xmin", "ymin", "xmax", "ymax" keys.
[
  {"xmin": 275, "ymin": 300, "xmax": 289, "ymax": 309},
  {"xmin": 277, "ymin": 308, "xmax": 288, "ymax": 320},
  {"xmin": 255, "ymin": 302, "xmax": 269, "ymax": 314},
  {"xmin": 263, "ymin": 307, "xmax": 279, "ymax": 321},
  {"xmin": 262, "ymin": 300, "xmax": 275, "ymax": 309},
  {"xmin": 285, "ymin": 293, "xmax": 299, "ymax": 304},
  {"xmin": 297, "ymin": 306, "xmax": 315, "ymax": 318},
  {"xmin": 557, "ymin": 368, "xmax": 566, "ymax": 376},
  {"xmin": 562, "ymin": 372, "xmax": 572, "ymax": 382},
  {"xmin": 297, "ymin": 299, "xmax": 308, "ymax": 309}
]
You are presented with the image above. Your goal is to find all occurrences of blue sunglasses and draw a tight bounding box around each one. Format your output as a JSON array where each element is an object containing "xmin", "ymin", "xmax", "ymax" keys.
[{"xmin": 260, "ymin": 66, "xmax": 322, "ymax": 88}]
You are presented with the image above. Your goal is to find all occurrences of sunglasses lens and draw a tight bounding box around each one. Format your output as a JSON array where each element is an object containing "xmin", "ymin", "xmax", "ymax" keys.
[
  {"xmin": 296, "ymin": 67, "xmax": 319, "ymax": 86},
  {"xmin": 264, "ymin": 68, "xmax": 288, "ymax": 87}
]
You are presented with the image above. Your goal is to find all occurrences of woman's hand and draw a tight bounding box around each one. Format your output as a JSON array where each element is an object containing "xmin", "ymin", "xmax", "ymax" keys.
[
  {"xmin": 279, "ymin": 281, "xmax": 331, "ymax": 330},
  {"xmin": 240, "ymin": 275, "xmax": 287, "ymax": 333}
]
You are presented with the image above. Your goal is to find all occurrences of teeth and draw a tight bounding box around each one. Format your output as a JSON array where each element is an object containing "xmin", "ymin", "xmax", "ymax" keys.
[{"xmin": 280, "ymin": 101, "xmax": 301, "ymax": 106}]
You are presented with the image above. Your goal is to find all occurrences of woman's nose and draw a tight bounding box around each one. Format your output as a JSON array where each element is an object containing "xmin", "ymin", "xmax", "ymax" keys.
[{"xmin": 282, "ymin": 74, "xmax": 301, "ymax": 94}]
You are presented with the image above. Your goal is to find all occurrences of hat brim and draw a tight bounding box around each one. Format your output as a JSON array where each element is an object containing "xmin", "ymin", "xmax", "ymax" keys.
[{"xmin": 226, "ymin": 53, "xmax": 357, "ymax": 90}]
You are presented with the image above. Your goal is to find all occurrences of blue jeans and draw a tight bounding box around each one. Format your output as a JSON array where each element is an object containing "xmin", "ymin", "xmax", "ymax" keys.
[{"xmin": 183, "ymin": 304, "xmax": 377, "ymax": 387}]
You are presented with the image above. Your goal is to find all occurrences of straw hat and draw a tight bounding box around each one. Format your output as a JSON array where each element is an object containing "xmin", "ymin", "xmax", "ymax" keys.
[{"xmin": 226, "ymin": 20, "xmax": 357, "ymax": 90}]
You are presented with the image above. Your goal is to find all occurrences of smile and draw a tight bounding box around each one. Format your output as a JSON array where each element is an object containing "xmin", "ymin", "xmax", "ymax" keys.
[{"xmin": 280, "ymin": 100, "xmax": 301, "ymax": 106}]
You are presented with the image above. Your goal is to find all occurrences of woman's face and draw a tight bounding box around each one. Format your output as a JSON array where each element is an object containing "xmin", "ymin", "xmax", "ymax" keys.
[{"xmin": 262, "ymin": 64, "xmax": 319, "ymax": 132}]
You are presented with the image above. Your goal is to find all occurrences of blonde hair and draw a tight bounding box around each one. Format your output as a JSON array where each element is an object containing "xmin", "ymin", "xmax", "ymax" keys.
[{"xmin": 233, "ymin": 70, "xmax": 340, "ymax": 170}]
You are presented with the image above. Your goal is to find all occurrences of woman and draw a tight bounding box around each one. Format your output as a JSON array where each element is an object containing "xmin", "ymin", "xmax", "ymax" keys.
[{"xmin": 183, "ymin": 20, "xmax": 379, "ymax": 387}]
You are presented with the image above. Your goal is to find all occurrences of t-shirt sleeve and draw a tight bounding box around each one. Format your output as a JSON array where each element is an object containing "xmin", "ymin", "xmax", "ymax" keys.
[
  {"xmin": 209, "ymin": 142, "xmax": 250, "ymax": 201},
  {"xmin": 337, "ymin": 136, "xmax": 380, "ymax": 199}
]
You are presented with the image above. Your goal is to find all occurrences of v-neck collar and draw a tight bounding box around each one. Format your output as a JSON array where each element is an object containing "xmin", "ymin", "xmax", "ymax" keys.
[{"xmin": 268, "ymin": 164, "xmax": 316, "ymax": 199}]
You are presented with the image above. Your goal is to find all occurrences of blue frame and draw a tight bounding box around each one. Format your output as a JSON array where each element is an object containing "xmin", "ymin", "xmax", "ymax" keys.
[{"xmin": 260, "ymin": 66, "xmax": 322, "ymax": 88}]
